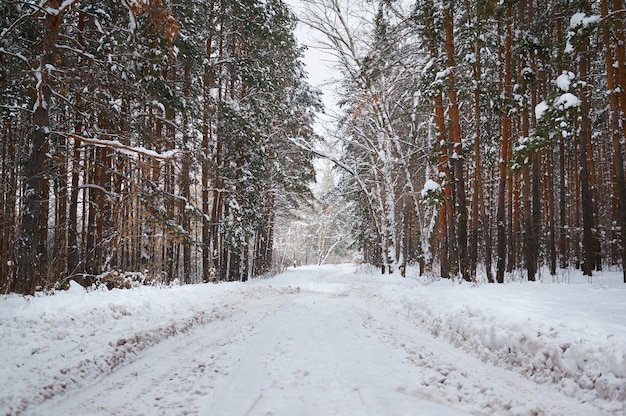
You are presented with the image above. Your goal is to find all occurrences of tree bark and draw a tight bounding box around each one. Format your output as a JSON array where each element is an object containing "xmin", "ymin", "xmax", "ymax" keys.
[
  {"xmin": 601, "ymin": 0, "xmax": 626, "ymax": 282},
  {"xmin": 202, "ymin": 0, "xmax": 217, "ymax": 282},
  {"xmin": 181, "ymin": 66, "xmax": 192, "ymax": 284},
  {"xmin": 496, "ymin": 13, "xmax": 512, "ymax": 283},
  {"xmin": 15, "ymin": 2, "xmax": 61, "ymax": 294},
  {"xmin": 423, "ymin": 9, "xmax": 451, "ymax": 278},
  {"xmin": 469, "ymin": 14, "xmax": 482, "ymax": 282},
  {"xmin": 578, "ymin": 39, "xmax": 595, "ymax": 277},
  {"xmin": 445, "ymin": 1, "xmax": 469, "ymax": 281}
]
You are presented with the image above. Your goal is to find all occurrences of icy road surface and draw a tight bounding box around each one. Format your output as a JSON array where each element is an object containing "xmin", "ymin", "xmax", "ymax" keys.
[{"xmin": 3, "ymin": 265, "xmax": 625, "ymax": 415}]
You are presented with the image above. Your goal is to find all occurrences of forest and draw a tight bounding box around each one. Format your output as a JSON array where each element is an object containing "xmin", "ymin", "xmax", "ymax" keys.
[
  {"xmin": 299, "ymin": 0, "xmax": 626, "ymax": 284},
  {"xmin": 1, "ymin": 0, "xmax": 625, "ymax": 295},
  {"xmin": 1, "ymin": 0, "xmax": 321, "ymax": 294}
]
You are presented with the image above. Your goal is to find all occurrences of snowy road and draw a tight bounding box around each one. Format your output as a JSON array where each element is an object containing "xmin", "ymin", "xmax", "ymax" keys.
[{"xmin": 21, "ymin": 266, "xmax": 615, "ymax": 416}]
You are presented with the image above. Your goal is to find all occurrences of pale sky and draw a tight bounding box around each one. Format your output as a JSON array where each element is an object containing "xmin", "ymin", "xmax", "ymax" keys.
[
  {"xmin": 285, "ymin": 0, "xmax": 340, "ymax": 114},
  {"xmin": 285, "ymin": 0, "xmax": 345, "ymax": 191}
]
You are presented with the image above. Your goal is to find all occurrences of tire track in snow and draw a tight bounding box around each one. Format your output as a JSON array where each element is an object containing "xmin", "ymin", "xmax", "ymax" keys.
[
  {"xmin": 200, "ymin": 292, "xmax": 470, "ymax": 416},
  {"xmin": 25, "ymin": 289, "xmax": 288, "ymax": 416},
  {"xmin": 24, "ymin": 277, "xmax": 612, "ymax": 416},
  {"xmin": 359, "ymin": 297, "xmax": 609, "ymax": 416}
]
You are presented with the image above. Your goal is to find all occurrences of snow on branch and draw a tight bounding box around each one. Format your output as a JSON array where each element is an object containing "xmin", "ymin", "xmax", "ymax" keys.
[
  {"xmin": 45, "ymin": 0, "xmax": 80, "ymax": 15},
  {"xmin": 0, "ymin": 6, "xmax": 42, "ymax": 43},
  {"xmin": 52, "ymin": 131, "xmax": 178, "ymax": 160},
  {"xmin": 0, "ymin": 47, "xmax": 30, "ymax": 65}
]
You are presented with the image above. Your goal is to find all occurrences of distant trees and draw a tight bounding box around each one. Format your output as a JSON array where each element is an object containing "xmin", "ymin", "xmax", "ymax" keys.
[
  {"xmin": 1, "ymin": 0, "xmax": 319, "ymax": 294},
  {"xmin": 301, "ymin": 0, "xmax": 429, "ymax": 276},
  {"xmin": 3, "ymin": 0, "xmax": 625, "ymax": 292},
  {"xmin": 303, "ymin": 0, "xmax": 626, "ymax": 281},
  {"xmin": 274, "ymin": 166, "xmax": 357, "ymax": 268}
]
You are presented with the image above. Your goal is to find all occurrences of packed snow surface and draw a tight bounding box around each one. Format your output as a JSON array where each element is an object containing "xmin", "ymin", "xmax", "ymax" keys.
[{"xmin": 1, "ymin": 264, "xmax": 625, "ymax": 415}]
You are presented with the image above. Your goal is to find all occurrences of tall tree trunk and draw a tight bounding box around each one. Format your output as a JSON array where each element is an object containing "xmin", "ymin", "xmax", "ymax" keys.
[
  {"xmin": 67, "ymin": 140, "xmax": 81, "ymax": 275},
  {"xmin": 547, "ymin": 150, "xmax": 557, "ymax": 275},
  {"xmin": 67, "ymin": 11, "xmax": 84, "ymax": 278},
  {"xmin": 0, "ymin": 50, "xmax": 6, "ymax": 291},
  {"xmin": 496, "ymin": 14, "xmax": 512, "ymax": 283},
  {"xmin": 578, "ymin": 39, "xmax": 595, "ymax": 277},
  {"xmin": 469, "ymin": 15, "xmax": 483, "ymax": 282},
  {"xmin": 202, "ymin": 105, "xmax": 211, "ymax": 281},
  {"xmin": 164, "ymin": 62, "xmax": 176, "ymax": 283},
  {"xmin": 523, "ymin": 0, "xmax": 539, "ymax": 281},
  {"xmin": 613, "ymin": 0, "xmax": 626, "ymax": 127},
  {"xmin": 445, "ymin": 1, "xmax": 469, "ymax": 281},
  {"xmin": 507, "ymin": 139, "xmax": 516, "ymax": 273},
  {"xmin": 56, "ymin": 134, "xmax": 68, "ymax": 283},
  {"xmin": 556, "ymin": 15, "xmax": 569, "ymax": 270},
  {"xmin": 422, "ymin": 9, "xmax": 451, "ymax": 278},
  {"xmin": 435, "ymin": 92, "xmax": 452, "ymax": 279},
  {"xmin": 518, "ymin": 0, "xmax": 535, "ymax": 281},
  {"xmin": 15, "ymin": 1, "xmax": 61, "ymax": 294},
  {"xmin": 401, "ymin": 198, "xmax": 409, "ymax": 277},
  {"xmin": 181, "ymin": 66, "xmax": 192, "ymax": 284},
  {"xmin": 601, "ymin": 0, "xmax": 626, "ymax": 283},
  {"xmin": 585, "ymin": 113, "xmax": 600, "ymax": 272},
  {"xmin": 211, "ymin": 124, "xmax": 223, "ymax": 279},
  {"xmin": 530, "ymin": 152, "xmax": 540, "ymax": 280},
  {"xmin": 480, "ymin": 178, "xmax": 494, "ymax": 283},
  {"xmin": 521, "ymin": 126, "xmax": 534, "ymax": 280},
  {"xmin": 559, "ymin": 134, "xmax": 568, "ymax": 269},
  {"xmin": 1, "ymin": 119, "xmax": 17, "ymax": 292},
  {"xmin": 202, "ymin": 1, "xmax": 217, "ymax": 282}
]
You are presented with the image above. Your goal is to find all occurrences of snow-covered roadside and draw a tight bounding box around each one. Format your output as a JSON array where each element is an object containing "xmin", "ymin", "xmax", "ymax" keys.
[
  {"xmin": 0, "ymin": 281, "xmax": 248, "ymax": 415},
  {"xmin": 258, "ymin": 265, "xmax": 626, "ymax": 413},
  {"xmin": 1, "ymin": 264, "xmax": 625, "ymax": 415},
  {"xmin": 374, "ymin": 268, "xmax": 626, "ymax": 414}
]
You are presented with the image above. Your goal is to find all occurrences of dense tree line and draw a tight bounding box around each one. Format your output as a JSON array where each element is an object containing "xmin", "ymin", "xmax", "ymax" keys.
[
  {"xmin": 0, "ymin": 0, "xmax": 319, "ymax": 294},
  {"xmin": 304, "ymin": 0, "xmax": 626, "ymax": 282}
]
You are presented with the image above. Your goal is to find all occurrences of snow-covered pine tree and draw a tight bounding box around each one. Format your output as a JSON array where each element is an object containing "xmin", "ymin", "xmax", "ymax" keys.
[{"xmin": 1, "ymin": 0, "xmax": 318, "ymax": 292}]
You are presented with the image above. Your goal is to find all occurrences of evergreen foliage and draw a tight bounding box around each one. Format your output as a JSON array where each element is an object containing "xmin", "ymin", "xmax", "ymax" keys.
[
  {"xmin": 303, "ymin": 0, "xmax": 625, "ymax": 282},
  {"xmin": 0, "ymin": 0, "xmax": 319, "ymax": 293}
]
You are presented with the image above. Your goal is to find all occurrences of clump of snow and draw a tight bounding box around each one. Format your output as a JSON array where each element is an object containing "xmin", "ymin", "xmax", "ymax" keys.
[
  {"xmin": 435, "ymin": 68, "xmax": 450, "ymax": 81},
  {"xmin": 555, "ymin": 92, "xmax": 581, "ymax": 110},
  {"xmin": 570, "ymin": 12, "xmax": 600, "ymax": 30},
  {"xmin": 556, "ymin": 71, "xmax": 575, "ymax": 92},
  {"xmin": 566, "ymin": 12, "xmax": 600, "ymax": 54},
  {"xmin": 535, "ymin": 101, "xmax": 549, "ymax": 120},
  {"xmin": 67, "ymin": 280, "xmax": 85, "ymax": 294},
  {"xmin": 421, "ymin": 179, "xmax": 441, "ymax": 197}
]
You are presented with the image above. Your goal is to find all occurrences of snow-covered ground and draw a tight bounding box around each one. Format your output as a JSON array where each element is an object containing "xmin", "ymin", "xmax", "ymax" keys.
[{"xmin": 1, "ymin": 264, "xmax": 625, "ymax": 415}]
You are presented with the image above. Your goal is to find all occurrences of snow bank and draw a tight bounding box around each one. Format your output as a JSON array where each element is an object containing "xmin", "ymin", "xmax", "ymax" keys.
[
  {"xmin": 1, "ymin": 264, "xmax": 625, "ymax": 415},
  {"xmin": 0, "ymin": 282, "xmax": 245, "ymax": 415},
  {"xmin": 375, "ymin": 270, "xmax": 626, "ymax": 413}
]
